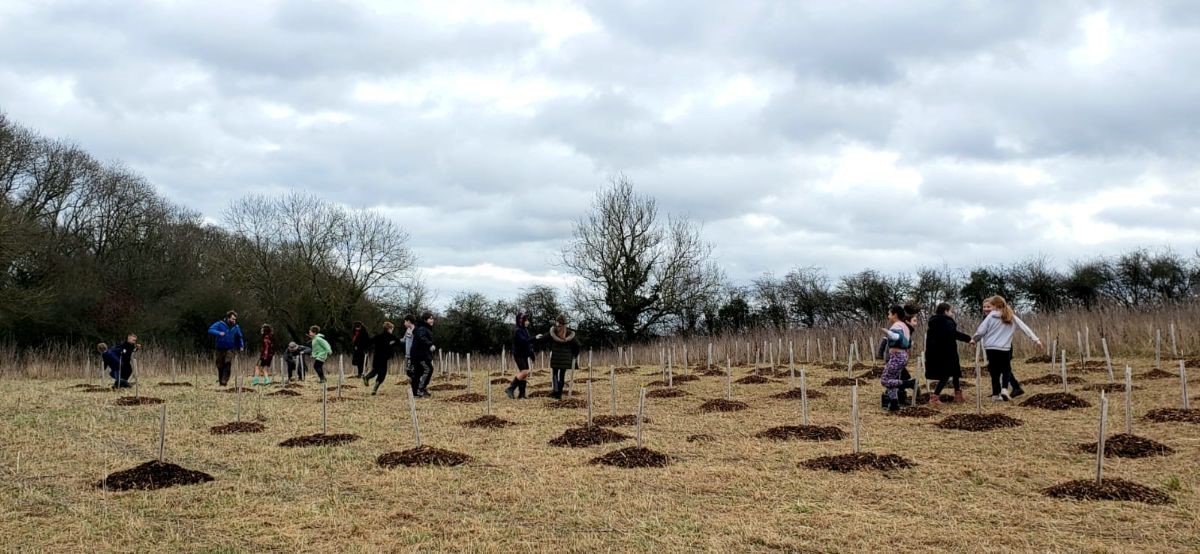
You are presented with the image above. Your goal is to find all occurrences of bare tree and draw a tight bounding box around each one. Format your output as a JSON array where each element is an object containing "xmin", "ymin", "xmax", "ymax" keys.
[{"xmin": 563, "ymin": 177, "xmax": 721, "ymax": 340}]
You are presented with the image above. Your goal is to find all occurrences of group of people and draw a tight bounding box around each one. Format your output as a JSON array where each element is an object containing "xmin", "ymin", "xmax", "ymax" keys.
[{"xmin": 879, "ymin": 295, "xmax": 1042, "ymax": 411}]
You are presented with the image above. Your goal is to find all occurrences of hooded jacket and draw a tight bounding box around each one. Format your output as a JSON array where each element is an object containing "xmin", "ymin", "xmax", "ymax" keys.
[
  {"xmin": 512, "ymin": 314, "xmax": 535, "ymax": 360},
  {"xmin": 543, "ymin": 326, "xmax": 580, "ymax": 370},
  {"xmin": 410, "ymin": 320, "xmax": 435, "ymax": 362},
  {"xmin": 310, "ymin": 333, "xmax": 332, "ymax": 362},
  {"xmin": 208, "ymin": 319, "xmax": 245, "ymax": 351}
]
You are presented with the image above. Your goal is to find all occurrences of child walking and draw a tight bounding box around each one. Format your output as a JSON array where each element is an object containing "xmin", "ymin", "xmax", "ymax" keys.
[
  {"xmin": 505, "ymin": 312, "xmax": 534, "ymax": 400},
  {"xmin": 308, "ymin": 325, "xmax": 331, "ymax": 384},
  {"xmin": 363, "ymin": 322, "xmax": 399, "ymax": 395},
  {"xmin": 254, "ymin": 324, "xmax": 275, "ymax": 385},
  {"xmin": 971, "ymin": 295, "xmax": 1042, "ymax": 401},
  {"xmin": 880, "ymin": 306, "xmax": 915, "ymax": 412},
  {"xmin": 925, "ymin": 303, "xmax": 972, "ymax": 404}
]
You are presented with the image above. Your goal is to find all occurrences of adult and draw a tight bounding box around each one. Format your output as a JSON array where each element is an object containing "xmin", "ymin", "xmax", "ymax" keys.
[
  {"xmin": 363, "ymin": 321, "xmax": 399, "ymax": 395},
  {"xmin": 538, "ymin": 314, "xmax": 580, "ymax": 400},
  {"xmin": 408, "ymin": 312, "xmax": 437, "ymax": 398},
  {"xmin": 98, "ymin": 333, "xmax": 137, "ymax": 389},
  {"xmin": 924, "ymin": 303, "xmax": 972, "ymax": 404},
  {"xmin": 208, "ymin": 310, "xmax": 245, "ymax": 387},
  {"xmin": 505, "ymin": 312, "xmax": 535, "ymax": 399},
  {"xmin": 350, "ymin": 321, "xmax": 370, "ymax": 378}
]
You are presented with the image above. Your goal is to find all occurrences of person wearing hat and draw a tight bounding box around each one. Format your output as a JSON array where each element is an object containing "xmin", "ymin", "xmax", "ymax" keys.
[
  {"xmin": 284, "ymin": 341, "xmax": 311, "ymax": 382},
  {"xmin": 538, "ymin": 314, "xmax": 579, "ymax": 400},
  {"xmin": 505, "ymin": 312, "xmax": 535, "ymax": 399}
]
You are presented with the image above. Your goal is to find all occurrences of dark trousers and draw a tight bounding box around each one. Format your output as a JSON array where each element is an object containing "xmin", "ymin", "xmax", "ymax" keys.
[
  {"xmin": 409, "ymin": 360, "xmax": 433, "ymax": 395},
  {"xmin": 108, "ymin": 363, "xmax": 132, "ymax": 386},
  {"xmin": 313, "ymin": 360, "xmax": 327, "ymax": 382},
  {"xmin": 934, "ymin": 376, "xmax": 961, "ymax": 394},
  {"xmin": 215, "ymin": 349, "xmax": 233, "ymax": 386},
  {"xmin": 365, "ymin": 359, "xmax": 389, "ymax": 385},
  {"xmin": 985, "ymin": 349, "xmax": 1020, "ymax": 395},
  {"xmin": 352, "ymin": 348, "xmax": 366, "ymax": 376},
  {"xmin": 551, "ymin": 368, "xmax": 568, "ymax": 393}
]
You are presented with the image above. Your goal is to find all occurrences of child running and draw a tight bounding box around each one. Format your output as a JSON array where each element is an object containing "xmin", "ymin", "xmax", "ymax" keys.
[
  {"xmin": 308, "ymin": 325, "xmax": 331, "ymax": 384},
  {"xmin": 254, "ymin": 324, "xmax": 275, "ymax": 385},
  {"xmin": 971, "ymin": 295, "xmax": 1042, "ymax": 401},
  {"xmin": 880, "ymin": 305, "xmax": 916, "ymax": 412},
  {"xmin": 363, "ymin": 322, "xmax": 399, "ymax": 395}
]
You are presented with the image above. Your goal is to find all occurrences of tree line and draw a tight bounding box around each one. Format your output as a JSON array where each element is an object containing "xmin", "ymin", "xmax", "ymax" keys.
[{"xmin": 3, "ymin": 113, "xmax": 1199, "ymax": 357}]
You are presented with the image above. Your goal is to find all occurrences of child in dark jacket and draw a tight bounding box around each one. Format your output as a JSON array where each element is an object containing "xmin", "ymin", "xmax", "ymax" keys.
[
  {"xmin": 538, "ymin": 314, "xmax": 580, "ymax": 400},
  {"xmin": 350, "ymin": 321, "xmax": 370, "ymax": 378},
  {"xmin": 284, "ymin": 342, "xmax": 311, "ymax": 381},
  {"xmin": 363, "ymin": 322, "xmax": 400, "ymax": 395},
  {"xmin": 98, "ymin": 334, "xmax": 137, "ymax": 388},
  {"xmin": 506, "ymin": 312, "xmax": 535, "ymax": 399}
]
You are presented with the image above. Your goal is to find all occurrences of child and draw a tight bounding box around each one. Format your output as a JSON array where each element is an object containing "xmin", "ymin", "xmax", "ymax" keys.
[
  {"xmin": 350, "ymin": 321, "xmax": 370, "ymax": 378},
  {"xmin": 363, "ymin": 322, "xmax": 399, "ymax": 395},
  {"xmin": 284, "ymin": 341, "xmax": 311, "ymax": 382},
  {"xmin": 402, "ymin": 315, "xmax": 415, "ymax": 378},
  {"xmin": 506, "ymin": 312, "xmax": 534, "ymax": 400},
  {"xmin": 97, "ymin": 334, "xmax": 137, "ymax": 388},
  {"xmin": 254, "ymin": 324, "xmax": 275, "ymax": 385},
  {"xmin": 308, "ymin": 325, "xmax": 331, "ymax": 384},
  {"xmin": 880, "ymin": 306, "xmax": 915, "ymax": 412},
  {"xmin": 925, "ymin": 303, "xmax": 972, "ymax": 404},
  {"xmin": 971, "ymin": 295, "xmax": 1042, "ymax": 401},
  {"xmin": 409, "ymin": 312, "xmax": 437, "ymax": 398},
  {"xmin": 538, "ymin": 314, "xmax": 580, "ymax": 400}
]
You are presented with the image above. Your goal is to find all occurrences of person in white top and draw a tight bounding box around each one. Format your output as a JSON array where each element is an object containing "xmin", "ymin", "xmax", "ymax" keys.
[{"xmin": 970, "ymin": 295, "xmax": 1043, "ymax": 401}]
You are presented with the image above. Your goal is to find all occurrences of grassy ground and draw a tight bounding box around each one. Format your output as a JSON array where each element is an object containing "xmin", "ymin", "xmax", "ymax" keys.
[{"xmin": 1, "ymin": 359, "xmax": 1198, "ymax": 553}]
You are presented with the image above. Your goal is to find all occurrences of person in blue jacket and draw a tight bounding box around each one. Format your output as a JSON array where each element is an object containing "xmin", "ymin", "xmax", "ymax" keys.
[
  {"xmin": 208, "ymin": 310, "xmax": 245, "ymax": 387},
  {"xmin": 97, "ymin": 333, "xmax": 137, "ymax": 388}
]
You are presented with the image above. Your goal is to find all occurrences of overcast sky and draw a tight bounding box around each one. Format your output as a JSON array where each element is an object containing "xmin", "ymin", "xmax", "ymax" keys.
[{"xmin": 2, "ymin": 1, "xmax": 1199, "ymax": 304}]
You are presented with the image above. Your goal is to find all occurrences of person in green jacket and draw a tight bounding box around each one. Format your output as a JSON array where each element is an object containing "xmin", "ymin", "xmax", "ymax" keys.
[{"xmin": 307, "ymin": 325, "xmax": 331, "ymax": 383}]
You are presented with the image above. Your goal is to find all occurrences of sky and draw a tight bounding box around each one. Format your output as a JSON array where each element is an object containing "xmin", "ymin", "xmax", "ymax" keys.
[{"xmin": 2, "ymin": 0, "xmax": 1199, "ymax": 304}]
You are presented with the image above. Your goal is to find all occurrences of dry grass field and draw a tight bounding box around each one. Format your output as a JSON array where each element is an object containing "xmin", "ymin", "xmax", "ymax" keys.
[{"xmin": 2, "ymin": 358, "xmax": 1198, "ymax": 553}]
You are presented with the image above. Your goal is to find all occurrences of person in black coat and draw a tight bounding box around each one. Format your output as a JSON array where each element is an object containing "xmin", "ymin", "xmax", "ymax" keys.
[
  {"xmin": 505, "ymin": 312, "xmax": 535, "ymax": 400},
  {"xmin": 924, "ymin": 302, "xmax": 972, "ymax": 403},
  {"xmin": 350, "ymin": 321, "xmax": 370, "ymax": 378},
  {"xmin": 97, "ymin": 333, "xmax": 137, "ymax": 388},
  {"xmin": 538, "ymin": 314, "xmax": 580, "ymax": 400},
  {"xmin": 362, "ymin": 322, "xmax": 400, "ymax": 395},
  {"xmin": 408, "ymin": 312, "xmax": 437, "ymax": 398}
]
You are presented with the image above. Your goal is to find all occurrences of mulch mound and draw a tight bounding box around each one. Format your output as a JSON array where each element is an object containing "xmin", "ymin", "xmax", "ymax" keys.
[
  {"xmin": 822, "ymin": 377, "xmax": 860, "ymax": 387},
  {"xmin": 1078, "ymin": 434, "xmax": 1174, "ymax": 458},
  {"xmin": 490, "ymin": 377, "xmax": 511, "ymax": 385},
  {"xmin": 527, "ymin": 390, "xmax": 554, "ymax": 398},
  {"xmin": 771, "ymin": 388, "xmax": 827, "ymax": 400},
  {"xmin": 613, "ymin": 367, "xmax": 640, "ymax": 374},
  {"xmin": 1025, "ymin": 355, "xmax": 1052, "ymax": 364},
  {"xmin": 220, "ymin": 387, "xmax": 253, "ymax": 394},
  {"xmin": 545, "ymin": 398, "xmax": 587, "ymax": 409},
  {"xmin": 115, "ymin": 396, "xmax": 164, "ymax": 406},
  {"xmin": 74, "ymin": 384, "xmax": 111, "ymax": 392},
  {"xmin": 210, "ymin": 422, "xmax": 266, "ymax": 434},
  {"xmin": 698, "ymin": 399, "xmax": 749, "ymax": 413},
  {"xmin": 856, "ymin": 368, "xmax": 885, "ymax": 380},
  {"xmin": 646, "ymin": 388, "xmax": 689, "ymax": 398},
  {"xmin": 377, "ymin": 446, "xmax": 472, "ymax": 467},
  {"xmin": 461, "ymin": 415, "xmax": 516, "ymax": 429},
  {"xmin": 1025, "ymin": 374, "xmax": 1086, "ymax": 386},
  {"xmin": 895, "ymin": 406, "xmax": 941, "ymax": 418},
  {"xmin": 589, "ymin": 447, "xmax": 671, "ymax": 468},
  {"xmin": 1185, "ymin": 359, "xmax": 1200, "ymax": 368},
  {"xmin": 157, "ymin": 382, "xmax": 193, "ymax": 387},
  {"xmin": 284, "ymin": 382, "xmax": 305, "ymax": 389},
  {"xmin": 644, "ymin": 380, "xmax": 668, "ymax": 387},
  {"xmin": 99, "ymin": 461, "xmax": 214, "ymax": 491},
  {"xmin": 278, "ymin": 433, "xmax": 361, "ymax": 447},
  {"xmin": 1020, "ymin": 393, "xmax": 1092, "ymax": 411},
  {"xmin": 936, "ymin": 413, "xmax": 1024, "ymax": 432},
  {"xmin": 1080, "ymin": 383, "xmax": 1139, "ymax": 393},
  {"xmin": 687, "ymin": 434, "xmax": 715, "ymax": 443},
  {"xmin": 916, "ymin": 393, "xmax": 956, "ymax": 405},
  {"xmin": 697, "ymin": 368, "xmax": 727, "ymax": 377},
  {"xmin": 549, "ymin": 426, "xmax": 629, "ymax": 447},
  {"xmin": 591, "ymin": 414, "xmax": 647, "ymax": 427},
  {"xmin": 429, "ymin": 383, "xmax": 467, "ymax": 391},
  {"xmin": 672, "ymin": 374, "xmax": 701, "ymax": 383},
  {"xmin": 756, "ymin": 425, "xmax": 846, "ymax": 441},
  {"xmin": 735, "ymin": 375, "xmax": 776, "ymax": 385},
  {"xmin": 1143, "ymin": 408, "xmax": 1200, "ymax": 424},
  {"xmin": 267, "ymin": 389, "xmax": 301, "ymax": 397},
  {"xmin": 1140, "ymin": 369, "xmax": 1177, "ymax": 380},
  {"xmin": 445, "ymin": 393, "xmax": 486, "ymax": 403},
  {"xmin": 1074, "ymin": 360, "xmax": 1110, "ymax": 372},
  {"xmin": 1042, "ymin": 479, "xmax": 1171, "ymax": 505},
  {"xmin": 800, "ymin": 452, "xmax": 916, "ymax": 473}
]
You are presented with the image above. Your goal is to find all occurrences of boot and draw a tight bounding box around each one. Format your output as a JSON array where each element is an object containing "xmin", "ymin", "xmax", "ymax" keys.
[
  {"xmin": 372, "ymin": 381, "xmax": 381, "ymax": 396},
  {"xmin": 505, "ymin": 379, "xmax": 517, "ymax": 399},
  {"xmin": 517, "ymin": 380, "xmax": 527, "ymax": 399},
  {"xmin": 897, "ymin": 388, "xmax": 909, "ymax": 406},
  {"xmin": 887, "ymin": 397, "xmax": 900, "ymax": 412},
  {"xmin": 954, "ymin": 390, "xmax": 965, "ymax": 403},
  {"xmin": 881, "ymin": 393, "xmax": 889, "ymax": 409},
  {"xmin": 928, "ymin": 392, "xmax": 942, "ymax": 405}
]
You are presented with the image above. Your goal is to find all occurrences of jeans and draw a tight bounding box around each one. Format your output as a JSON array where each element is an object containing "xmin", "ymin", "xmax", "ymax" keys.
[
  {"xmin": 985, "ymin": 349, "xmax": 1020, "ymax": 395},
  {"xmin": 409, "ymin": 360, "xmax": 434, "ymax": 395}
]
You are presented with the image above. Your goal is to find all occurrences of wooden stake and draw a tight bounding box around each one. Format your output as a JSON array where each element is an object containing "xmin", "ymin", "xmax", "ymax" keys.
[
  {"xmin": 157, "ymin": 405, "xmax": 167, "ymax": 463},
  {"xmin": 1123, "ymin": 365, "xmax": 1133, "ymax": 435},
  {"xmin": 1085, "ymin": 325, "xmax": 1092, "ymax": 361},
  {"xmin": 587, "ymin": 380, "xmax": 594, "ymax": 428},
  {"xmin": 1170, "ymin": 322, "xmax": 1178, "ymax": 358},
  {"xmin": 1095, "ymin": 391, "xmax": 1109, "ymax": 485},
  {"xmin": 788, "ymin": 341, "xmax": 795, "ymax": 389},
  {"xmin": 667, "ymin": 351, "xmax": 674, "ymax": 388},
  {"xmin": 486, "ymin": 374, "xmax": 492, "ymax": 416},
  {"xmin": 467, "ymin": 353, "xmax": 472, "ymax": 394},
  {"xmin": 1102, "ymin": 337, "xmax": 1114, "ymax": 383},
  {"xmin": 851, "ymin": 383, "xmax": 860, "ymax": 454},
  {"xmin": 1180, "ymin": 360, "xmax": 1190, "ymax": 410},
  {"xmin": 610, "ymin": 366, "xmax": 617, "ymax": 417},
  {"xmin": 321, "ymin": 383, "xmax": 328, "ymax": 435},
  {"xmin": 236, "ymin": 375, "xmax": 242, "ymax": 423},
  {"xmin": 1077, "ymin": 331, "xmax": 1085, "ymax": 365},
  {"xmin": 1061, "ymin": 350, "xmax": 1069, "ymax": 393},
  {"xmin": 636, "ymin": 387, "xmax": 646, "ymax": 448},
  {"xmin": 800, "ymin": 366, "xmax": 809, "ymax": 426},
  {"xmin": 1051, "ymin": 339, "xmax": 1057, "ymax": 365},
  {"xmin": 1155, "ymin": 329, "xmax": 1162, "ymax": 370},
  {"xmin": 725, "ymin": 356, "xmax": 732, "ymax": 400},
  {"xmin": 171, "ymin": 357, "xmax": 177, "ymax": 383},
  {"xmin": 975, "ymin": 342, "xmax": 983, "ymax": 415},
  {"xmin": 407, "ymin": 388, "xmax": 421, "ymax": 447},
  {"xmin": 707, "ymin": 342, "xmax": 713, "ymax": 370}
]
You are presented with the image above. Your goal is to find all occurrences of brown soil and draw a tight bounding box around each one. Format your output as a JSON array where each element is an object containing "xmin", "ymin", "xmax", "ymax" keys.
[
  {"xmin": 548, "ymin": 426, "xmax": 629, "ymax": 447},
  {"xmin": 317, "ymin": 396, "xmax": 357, "ymax": 404},
  {"xmin": 220, "ymin": 387, "xmax": 253, "ymax": 394},
  {"xmin": 698, "ymin": 399, "xmax": 749, "ymax": 413},
  {"xmin": 591, "ymin": 415, "xmax": 647, "ymax": 427},
  {"xmin": 856, "ymin": 367, "xmax": 884, "ymax": 380},
  {"xmin": 526, "ymin": 391, "xmax": 553, "ymax": 398},
  {"xmin": 428, "ymin": 383, "xmax": 467, "ymax": 391},
  {"xmin": 545, "ymin": 398, "xmax": 587, "ymax": 409},
  {"xmin": 73, "ymin": 384, "xmax": 111, "ymax": 392},
  {"xmin": 1025, "ymin": 374, "xmax": 1086, "ymax": 386},
  {"xmin": 916, "ymin": 393, "xmax": 956, "ymax": 405},
  {"xmin": 210, "ymin": 422, "xmax": 266, "ymax": 434},
  {"xmin": 771, "ymin": 388, "xmax": 827, "ymax": 400},
  {"xmin": 1041, "ymin": 479, "xmax": 1171, "ymax": 505},
  {"xmin": 800, "ymin": 452, "xmax": 916, "ymax": 473},
  {"xmin": 377, "ymin": 446, "xmax": 472, "ymax": 467},
  {"xmin": 686, "ymin": 434, "xmax": 716, "ymax": 443},
  {"xmin": 461, "ymin": 415, "xmax": 516, "ymax": 429},
  {"xmin": 531, "ymin": 382, "xmax": 551, "ymax": 389},
  {"xmin": 822, "ymin": 377, "xmax": 860, "ymax": 387},
  {"xmin": 1077, "ymin": 433, "xmax": 1174, "ymax": 458},
  {"xmin": 646, "ymin": 388, "xmax": 689, "ymax": 399},
  {"xmin": 613, "ymin": 367, "xmax": 639, "ymax": 374},
  {"xmin": 697, "ymin": 368, "xmax": 727, "ymax": 377},
  {"xmin": 1020, "ymin": 393, "xmax": 1092, "ymax": 411},
  {"xmin": 589, "ymin": 446, "xmax": 671, "ymax": 468},
  {"xmin": 895, "ymin": 406, "xmax": 941, "ymax": 418},
  {"xmin": 445, "ymin": 393, "xmax": 486, "ymax": 403},
  {"xmin": 1140, "ymin": 369, "xmax": 1177, "ymax": 380},
  {"xmin": 671, "ymin": 374, "xmax": 701, "ymax": 383},
  {"xmin": 1143, "ymin": 408, "xmax": 1200, "ymax": 424},
  {"xmin": 267, "ymin": 389, "xmax": 301, "ymax": 397},
  {"xmin": 115, "ymin": 396, "xmax": 164, "ymax": 406},
  {"xmin": 490, "ymin": 377, "xmax": 511, "ymax": 384},
  {"xmin": 284, "ymin": 382, "xmax": 305, "ymax": 389},
  {"xmin": 1079, "ymin": 383, "xmax": 1139, "ymax": 393},
  {"xmin": 756, "ymin": 425, "xmax": 846, "ymax": 441},
  {"xmin": 278, "ymin": 433, "xmax": 361, "ymax": 448},
  {"xmin": 1185, "ymin": 359, "xmax": 1200, "ymax": 368},
  {"xmin": 734, "ymin": 375, "xmax": 776, "ymax": 385},
  {"xmin": 935, "ymin": 413, "xmax": 1024, "ymax": 432},
  {"xmin": 157, "ymin": 382, "xmax": 193, "ymax": 387},
  {"xmin": 644, "ymin": 380, "xmax": 668, "ymax": 387},
  {"xmin": 99, "ymin": 460, "xmax": 214, "ymax": 491},
  {"xmin": 1025, "ymin": 354, "xmax": 1052, "ymax": 364}
]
